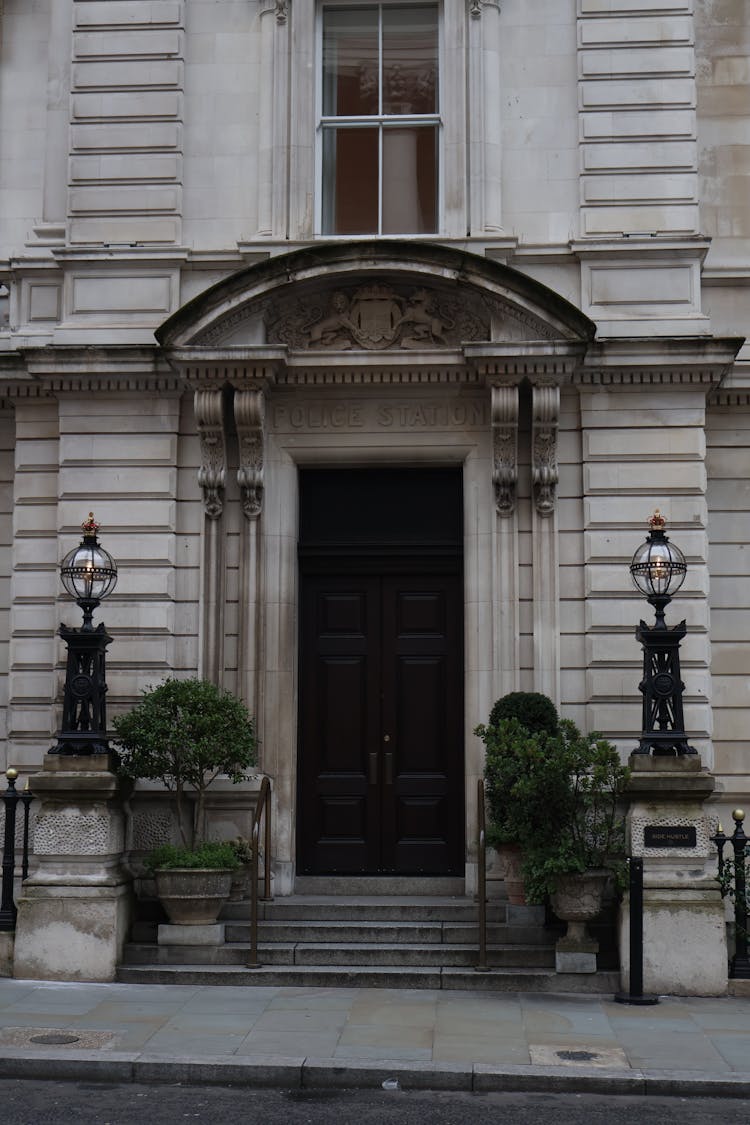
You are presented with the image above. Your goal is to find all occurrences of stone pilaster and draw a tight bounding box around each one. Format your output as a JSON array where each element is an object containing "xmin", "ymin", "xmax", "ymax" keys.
[{"xmin": 13, "ymin": 754, "xmax": 132, "ymax": 982}]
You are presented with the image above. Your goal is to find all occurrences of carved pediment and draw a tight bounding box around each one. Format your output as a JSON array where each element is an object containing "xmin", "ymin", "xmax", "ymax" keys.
[
  {"xmin": 193, "ymin": 279, "xmax": 560, "ymax": 349},
  {"xmin": 266, "ymin": 282, "xmax": 491, "ymax": 350},
  {"xmin": 160, "ymin": 242, "xmax": 596, "ymax": 350}
]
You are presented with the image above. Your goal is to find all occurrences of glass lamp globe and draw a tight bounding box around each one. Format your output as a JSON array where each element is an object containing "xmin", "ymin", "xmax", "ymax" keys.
[
  {"xmin": 60, "ymin": 513, "xmax": 118, "ymax": 604},
  {"xmin": 629, "ymin": 510, "xmax": 686, "ymax": 601}
]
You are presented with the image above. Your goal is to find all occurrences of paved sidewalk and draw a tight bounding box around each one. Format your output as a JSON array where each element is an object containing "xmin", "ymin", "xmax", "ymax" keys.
[{"xmin": 0, "ymin": 979, "xmax": 748, "ymax": 1098}]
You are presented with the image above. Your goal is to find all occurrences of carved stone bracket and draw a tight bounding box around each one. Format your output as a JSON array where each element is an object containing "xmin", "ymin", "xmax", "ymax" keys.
[
  {"xmin": 194, "ymin": 389, "xmax": 226, "ymax": 520},
  {"xmin": 234, "ymin": 388, "xmax": 266, "ymax": 520},
  {"xmin": 275, "ymin": 0, "xmax": 288, "ymax": 23},
  {"xmin": 469, "ymin": 0, "xmax": 482, "ymax": 15},
  {"xmin": 491, "ymin": 384, "xmax": 519, "ymax": 517},
  {"xmin": 531, "ymin": 382, "xmax": 560, "ymax": 518}
]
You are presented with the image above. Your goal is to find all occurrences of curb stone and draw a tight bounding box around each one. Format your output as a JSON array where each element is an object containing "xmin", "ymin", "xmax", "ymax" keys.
[{"xmin": 0, "ymin": 1049, "xmax": 748, "ymax": 1097}]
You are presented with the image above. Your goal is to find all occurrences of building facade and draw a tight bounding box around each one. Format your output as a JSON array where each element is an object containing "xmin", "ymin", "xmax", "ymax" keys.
[{"xmin": 0, "ymin": 0, "xmax": 748, "ymax": 894}]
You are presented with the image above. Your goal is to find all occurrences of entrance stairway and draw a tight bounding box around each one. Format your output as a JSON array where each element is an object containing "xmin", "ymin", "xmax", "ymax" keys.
[{"xmin": 117, "ymin": 878, "xmax": 619, "ymax": 993}]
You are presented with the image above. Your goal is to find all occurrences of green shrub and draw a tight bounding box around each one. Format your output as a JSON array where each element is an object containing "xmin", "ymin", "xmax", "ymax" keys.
[
  {"xmin": 488, "ymin": 691, "xmax": 559, "ymax": 736},
  {"xmin": 519, "ymin": 721, "xmax": 630, "ymax": 903},
  {"xmin": 144, "ymin": 841, "xmax": 240, "ymax": 873},
  {"xmin": 477, "ymin": 690, "xmax": 629, "ymax": 904},
  {"xmin": 113, "ymin": 677, "xmax": 257, "ymax": 848},
  {"xmin": 478, "ymin": 716, "xmax": 568, "ymax": 846}
]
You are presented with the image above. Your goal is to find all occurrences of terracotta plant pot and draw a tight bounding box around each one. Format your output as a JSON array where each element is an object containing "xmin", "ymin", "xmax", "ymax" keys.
[
  {"xmin": 154, "ymin": 867, "xmax": 233, "ymax": 925},
  {"xmin": 494, "ymin": 842, "xmax": 526, "ymax": 905}
]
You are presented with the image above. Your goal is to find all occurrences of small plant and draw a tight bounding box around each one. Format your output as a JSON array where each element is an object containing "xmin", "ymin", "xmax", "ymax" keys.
[
  {"xmin": 143, "ymin": 841, "xmax": 240, "ymax": 874},
  {"xmin": 113, "ymin": 677, "xmax": 257, "ymax": 853},
  {"xmin": 229, "ymin": 836, "xmax": 254, "ymax": 866}
]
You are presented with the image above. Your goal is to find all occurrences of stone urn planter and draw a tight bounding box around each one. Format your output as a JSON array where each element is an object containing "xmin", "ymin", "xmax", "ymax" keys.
[
  {"xmin": 154, "ymin": 867, "xmax": 234, "ymax": 925},
  {"xmin": 550, "ymin": 869, "xmax": 610, "ymax": 973}
]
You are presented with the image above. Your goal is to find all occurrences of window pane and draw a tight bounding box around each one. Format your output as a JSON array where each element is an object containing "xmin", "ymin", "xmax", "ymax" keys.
[
  {"xmin": 382, "ymin": 5, "xmax": 438, "ymax": 115},
  {"xmin": 322, "ymin": 128, "xmax": 379, "ymax": 234},
  {"xmin": 323, "ymin": 8, "xmax": 379, "ymax": 117},
  {"xmin": 382, "ymin": 126, "xmax": 437, "ymax": 234}
]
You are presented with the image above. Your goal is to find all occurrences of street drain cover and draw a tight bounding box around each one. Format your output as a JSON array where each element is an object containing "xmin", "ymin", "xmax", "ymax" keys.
[
  {"xmin": 30, "ymin": 1033, "xmax": 81, "ymax": 1045},
  {"xmin": 529, "ymin": 1044, "xmax": 629, "ymax": 1069}
]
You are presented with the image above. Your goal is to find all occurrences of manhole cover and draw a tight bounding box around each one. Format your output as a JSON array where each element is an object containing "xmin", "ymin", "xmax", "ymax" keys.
[
  {"xmin": 556, "ymin": 1049, "xmax": 598, "ymax": 1062},
  {"xmin": 29, "ymin": 1033, "xmax": 81, "ymax": 1046}
]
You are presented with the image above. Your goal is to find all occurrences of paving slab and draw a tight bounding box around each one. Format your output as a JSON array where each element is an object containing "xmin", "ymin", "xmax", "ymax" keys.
[{"xmin": 0, "ymin": 978, "xmax": 748, "ymax": 1097}]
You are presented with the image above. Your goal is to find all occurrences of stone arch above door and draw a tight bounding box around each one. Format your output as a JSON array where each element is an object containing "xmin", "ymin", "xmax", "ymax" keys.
[{"xmin": 157, "ymin": 241, "xmax": 596, "ymax": 350}]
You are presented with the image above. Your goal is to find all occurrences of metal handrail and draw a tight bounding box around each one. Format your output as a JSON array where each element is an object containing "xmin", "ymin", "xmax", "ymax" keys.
[
  {"xmin": 247, "ymin": 775, "xmax": 272, "ymax": 969},
  {"xmin": 476, "ymin": 777, "xmax": 488, "ymax": 971}
]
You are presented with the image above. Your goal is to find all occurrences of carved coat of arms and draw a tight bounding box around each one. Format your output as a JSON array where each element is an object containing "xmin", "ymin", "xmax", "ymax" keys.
[{"xmin": 267, "ymin": 283, "xmax": 490, "ymax": 350}]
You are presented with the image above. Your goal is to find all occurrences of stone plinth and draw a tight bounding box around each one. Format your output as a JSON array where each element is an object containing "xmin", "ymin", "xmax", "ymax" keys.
[
  {"xmin": 13, "ymin": 754, "xmax": 132, "ymax": 982},
  {"xmin": 619, "ymin": 755, "xmax": 728, "ymax": 996}
]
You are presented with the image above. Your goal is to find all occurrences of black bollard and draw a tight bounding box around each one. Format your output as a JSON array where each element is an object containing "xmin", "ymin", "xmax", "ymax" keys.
[
  {"xmin": 0, "ymin": 769, "xmax": 20, "ymax": 931},
  {"xmin": 615, "ymin": 856, "xmax": 659, "ymax": 1005}
]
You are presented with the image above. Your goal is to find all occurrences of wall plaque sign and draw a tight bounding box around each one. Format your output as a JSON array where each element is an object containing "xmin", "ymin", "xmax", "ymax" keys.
[{"xmin": 644, "ymin": 825, "xmax": 697, "ymax": 849}]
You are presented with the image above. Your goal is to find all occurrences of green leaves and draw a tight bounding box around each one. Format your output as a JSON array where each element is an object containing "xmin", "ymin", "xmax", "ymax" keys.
[
  {"xmin": 478, "ymin": 702, "xmax": 630, "ymax": 903},
  {"xmin": 144, "ymin": 841, "xmax": 240, "ymax": 872},
  {"xmin": 113, "ymin": 677, "xmax": 258, "ymax": 846}
]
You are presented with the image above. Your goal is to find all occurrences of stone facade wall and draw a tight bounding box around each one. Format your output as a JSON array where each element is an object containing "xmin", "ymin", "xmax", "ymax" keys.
[
  {"xmin": 706, "ymin": 399, "xmax": 750, "ymax": 808},
  {"xmin": 0, "ymin": 0, "xmax": 747, "ymax": 883}
]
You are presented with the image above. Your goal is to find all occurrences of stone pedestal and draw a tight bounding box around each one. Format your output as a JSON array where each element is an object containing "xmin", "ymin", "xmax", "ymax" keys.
[
  {"xmin": 13, "ymin": 754, "xmax": 132, "ymax": 982},
  {"xmin": 619, "ymin": 755, "xmax": 727, "ymax": 996}
]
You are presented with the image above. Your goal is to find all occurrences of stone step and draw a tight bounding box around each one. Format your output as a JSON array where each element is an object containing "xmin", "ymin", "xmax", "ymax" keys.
[
  {"xmin": 121, "ymin": 940, "xmax": 554, "ymax": 969},
  {"xmin": 223, "ymin": 919, "xmax": 557, "ymax": 946},
  {"xmin": 292, "ymin": 876, "xmax": 467, "ymax": 896},
  {"xmin": 230, "ymin": 920, "xmax": 446, "ymax": 944},
  {"xmin": 225, "ymin": 895, "xmax": 526, "ymax": 924},
  {"xmin": 115, "ymin": 963, "xmax": 620, "ymax": 994}
]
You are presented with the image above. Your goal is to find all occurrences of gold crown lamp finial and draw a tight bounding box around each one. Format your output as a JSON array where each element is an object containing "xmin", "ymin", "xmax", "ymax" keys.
[{"xmin": 81, "ymin": 512, "xmax": 100, "ymax": 537}]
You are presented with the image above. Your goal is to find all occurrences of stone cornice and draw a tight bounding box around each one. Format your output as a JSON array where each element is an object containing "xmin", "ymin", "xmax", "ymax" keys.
[
  {"xmin": 466, "ymin": 342, "xmax": 585, "ymax": 381},
  {"xmin": 576, "ymin": 337, "xmax": 744, "ymax": 388},
  {"xmin": 0, "ymin": 346, "xmax": 180, "ymax": 397},
  {"xmin": 710, "ymin": 390, "xmax": 750, "ymax": 408},
  {"xmin": 164, "ymin": 346, "xmax": 286, "ymax": 387}
]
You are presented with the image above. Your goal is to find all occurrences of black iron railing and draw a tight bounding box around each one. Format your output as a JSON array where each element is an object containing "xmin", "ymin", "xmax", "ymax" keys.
[
  {"xmin": 712, "ymin": 809, "xmax": 750, "ymax": 980},
  {"xmin": 476, "ymin": 777, "xmax": 488, "ymax": 971},
  {"xmin": 247, "ymin": 775, "xmax": 273, "ymax": 968},
  {"xmin": 0, "ymin": 769, "xmax": 33, "ymax": 932}
]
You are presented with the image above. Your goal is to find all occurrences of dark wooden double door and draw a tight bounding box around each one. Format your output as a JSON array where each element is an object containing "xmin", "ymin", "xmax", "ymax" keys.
[{"xmin": 298, "ymin": 568, "xmax": 464, "ymax": 875}]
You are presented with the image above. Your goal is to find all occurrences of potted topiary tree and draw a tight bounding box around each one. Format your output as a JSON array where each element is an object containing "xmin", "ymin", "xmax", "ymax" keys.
[
  {"xmin": 518, "ymin": 721, "xmax": 630, "ymax": 969},
  {"xmin": 113, "ymin": 677, "xmax": 257, "ymax": 924},
  {"xmin": 475, "ymin": 691, "xmax": 561, "ymax": 903}
]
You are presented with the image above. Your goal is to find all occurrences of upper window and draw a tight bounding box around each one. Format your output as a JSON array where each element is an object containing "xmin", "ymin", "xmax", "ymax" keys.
[{"xmin": 319, "ymin": 4, "xmax": 440, "ymax": 236}]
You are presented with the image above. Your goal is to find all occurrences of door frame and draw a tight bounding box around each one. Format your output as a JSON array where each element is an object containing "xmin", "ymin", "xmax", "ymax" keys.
[
  {"xmin": 256, "ymin": 397, "xmax": 504, "ymax": 895},
  {"xmin": 296, "ymin": 479, "xmax": 465, "ymax": 873}
]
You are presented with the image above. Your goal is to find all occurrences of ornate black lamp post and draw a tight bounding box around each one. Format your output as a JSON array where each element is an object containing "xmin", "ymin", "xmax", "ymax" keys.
[
  {"xmin": 629, "ymin": 510, "xmax": 695, "ymax": 756},
  {"xmin": 51, "ymin": 513, "xmax": 118, "ymax": 756}
]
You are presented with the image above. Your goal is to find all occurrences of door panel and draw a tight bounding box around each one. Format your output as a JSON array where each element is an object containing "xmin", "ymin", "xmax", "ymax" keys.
[{"xmin": 298, "ymin": 570, "xmax": 463, "ymax": 875}]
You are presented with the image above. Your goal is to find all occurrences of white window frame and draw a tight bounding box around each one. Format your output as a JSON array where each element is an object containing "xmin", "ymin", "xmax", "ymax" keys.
[{"xmin": 314, "ymin": 0, "xmax": 445, "ymax": 238}]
